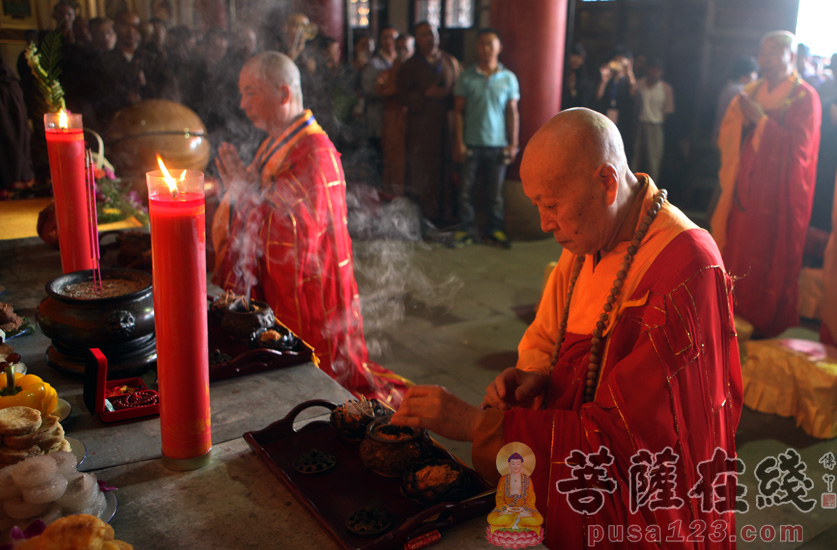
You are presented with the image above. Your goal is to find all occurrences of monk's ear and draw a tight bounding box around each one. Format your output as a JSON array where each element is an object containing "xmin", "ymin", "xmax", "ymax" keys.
[
  {"xmin": 594, "ymin": 163, "xmax": 619, "ymax": 205},
  {"xmin": 277, "ymin": 83, "xmax": 292, "ymax": 105}
]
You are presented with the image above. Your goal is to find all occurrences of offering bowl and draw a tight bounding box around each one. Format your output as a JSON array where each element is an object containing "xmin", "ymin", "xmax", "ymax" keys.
[
  {"xmin": 401, "ymin": 458, "xmax": 469, "ymax": 505},
  {"xmin": 220, "ymin": 299, "xmax": 275, "ymax": 341},
  {"xmin": 359, "ymin": 417, "xmax": 428, "ymax": 477}
]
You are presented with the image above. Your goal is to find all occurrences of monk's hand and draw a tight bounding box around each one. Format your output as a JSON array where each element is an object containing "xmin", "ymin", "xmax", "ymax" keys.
[
  {"xmin": 391, "ymin": 385, "xmax": 482, "ymax": 442},
  {"xmin": 738, "ymin": 91, "xmax": 765, "ymax": 125},
  {"xmin": 216, "ymin": 142, "xmax": 250, "ymax": 201},
  {"xmin": 483, "ymin": 367, "xmax": 548, "ymax": 411}
]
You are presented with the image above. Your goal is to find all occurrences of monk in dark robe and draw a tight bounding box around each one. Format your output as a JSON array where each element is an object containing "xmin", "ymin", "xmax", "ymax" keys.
[
  {"xmin": 0, "ymin": 57, "xmax": 34, "ymax": 192},
  {"xmin": 396, "ymin": 22, "xmax": 460, "ymax": 225}
]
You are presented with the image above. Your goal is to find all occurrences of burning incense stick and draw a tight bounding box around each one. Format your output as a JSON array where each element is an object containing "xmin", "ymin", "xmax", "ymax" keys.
[{"xmin": 85, "ymin": 149, "xmax": 102, "ymax": 295}]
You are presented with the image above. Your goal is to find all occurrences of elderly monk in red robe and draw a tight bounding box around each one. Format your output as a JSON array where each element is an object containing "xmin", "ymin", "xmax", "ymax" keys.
[
  {"xmin": 392, "ymin": 108, "xmax": 743, "ymax": 549},
  {"xmin": 212, "ymin": 51, "xmax": 407, "ymax": 405},
  {"xmin": 712, "ymin": 30, "xmax": 821, "ymax": 338}
]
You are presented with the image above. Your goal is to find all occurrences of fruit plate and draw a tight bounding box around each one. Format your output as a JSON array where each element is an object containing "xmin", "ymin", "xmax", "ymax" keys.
[
  {"xmin": 53, "ymin": 399, "xmax": 71, "ymax": 423},
  {"xmin": 65, "ymin": 437, "xmax": 86, "ymax": 467},
  {"xmin": 3, "ymin": 317, "xmax": 35, "ymax": 340},
  {"xmin": 244, "ymin": 400, "xmax": 496, "ymax": 550},
  {"xmin": 102, "ymin": 491, "xmax": 117, "ymax": 523}
]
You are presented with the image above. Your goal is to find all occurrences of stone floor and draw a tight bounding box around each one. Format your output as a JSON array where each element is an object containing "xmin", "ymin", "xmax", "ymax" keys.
[{"xmin": 353, "ymin": 225, "xmax": 837, "ymax": 549}]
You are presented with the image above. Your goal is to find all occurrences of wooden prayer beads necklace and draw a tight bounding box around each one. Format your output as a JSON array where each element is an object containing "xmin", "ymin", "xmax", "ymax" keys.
[{"xmin": 549, "ymin": 189, "xmax": 667, "ymax": 403}]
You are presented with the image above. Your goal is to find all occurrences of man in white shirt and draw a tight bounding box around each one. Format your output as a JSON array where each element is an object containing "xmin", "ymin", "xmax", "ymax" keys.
[{"xmin": 633, "ymin": 58, "xmax": 674, "ymax": 182}]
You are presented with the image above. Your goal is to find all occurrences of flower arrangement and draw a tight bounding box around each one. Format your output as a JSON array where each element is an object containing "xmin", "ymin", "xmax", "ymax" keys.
[
  {"xmin": 0, "ymin": 163, "xmax": 149, "ymax": 228},
  {"xmin": 93, "ymin": 166, "xmax": 149, "ymax": 226}
]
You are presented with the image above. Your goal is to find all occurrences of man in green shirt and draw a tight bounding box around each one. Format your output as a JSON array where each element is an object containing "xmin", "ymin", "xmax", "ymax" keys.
[{"xmin": 451, "ymin": 28, "xmax": 520, "ymax": 249}]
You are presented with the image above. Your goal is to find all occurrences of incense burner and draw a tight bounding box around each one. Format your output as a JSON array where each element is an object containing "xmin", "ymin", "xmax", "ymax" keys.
[
  {"xmin": 359, "ymin": 417, "xmax": 430, "ymax": 477},
  {"xmin": 220, "ymin": 299, "xmax": 275, "ymax": 341},
  {"xmin": 36, "ymin": 268, "xmax": 156, "ymax": 377}
]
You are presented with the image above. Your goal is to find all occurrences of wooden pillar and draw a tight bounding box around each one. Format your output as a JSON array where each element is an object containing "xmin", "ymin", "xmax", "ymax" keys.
[{"xmin": 490, "ymin": 0, "xmax": 567, "ymax": 177}]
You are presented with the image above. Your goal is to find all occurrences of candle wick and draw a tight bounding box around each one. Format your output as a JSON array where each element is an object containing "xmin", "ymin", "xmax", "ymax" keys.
[{"xmin": 170, "ymin": 187, "xmax": 179, "ymax": 199}]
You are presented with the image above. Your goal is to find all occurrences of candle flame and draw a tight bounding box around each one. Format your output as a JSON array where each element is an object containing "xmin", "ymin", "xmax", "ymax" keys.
[
  {"xmin": 58, "ymin": 109, "xmax": 68, "ymax": 130},
  {"xmin": 156, "ymin": 155, "xmax": 179, "ymax": 197}
]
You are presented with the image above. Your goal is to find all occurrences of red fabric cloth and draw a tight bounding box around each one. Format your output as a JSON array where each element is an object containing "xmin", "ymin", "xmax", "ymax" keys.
[
  {"xmin": 212, "ymin": 114, "xmax": 406, "ymax": 406},
  {"xmin": 502, "ymin": 230, "xmax": 742, "ymax": 549},
  {"xmin": 722, "ymin": 79, "xmax": 821, "ymax": 337}
]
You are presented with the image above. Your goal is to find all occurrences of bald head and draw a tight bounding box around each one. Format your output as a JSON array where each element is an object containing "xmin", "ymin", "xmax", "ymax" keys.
[
  {"xmin": 522, "ymin": 108, "xmax": 628, "ymax": 187},
  {"xmin": 285, "ymin": 12, "xmax": 311, "ymax": 44},
  {"xmin": 761, "ymin": 30, "xmax": 797, "ymax": 53},
  {"xmin": 520, "ymin": 108, "xmax": 641, "ymax": 257},
  {"xmin": 239, "ymin": 51, "xmax": 304, "ymax": 135},
  {"xmin": 243, "ymin": 51, "xmax": 302, "ymax": 105},
  {"xmin": 287, "ymin": 12, "xmax": 310, "ymax": 28},
  {"xmin": 758, "ymin": 30, "xmax": 796, "ymax": 83}
]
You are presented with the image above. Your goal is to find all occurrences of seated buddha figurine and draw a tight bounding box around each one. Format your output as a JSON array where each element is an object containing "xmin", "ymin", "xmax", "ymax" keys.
[{"xmin": 487, "ymin": 452, "xmax": 543, "ymax": 534}]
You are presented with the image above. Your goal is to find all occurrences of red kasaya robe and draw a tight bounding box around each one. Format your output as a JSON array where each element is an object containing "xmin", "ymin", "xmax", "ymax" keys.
[
  {"xmin": 473, "ymin": 178, "xmax": 743, "ymax": 549},
  {"xmin": 212, "ymin": 111, "xmax": 407, "ymax": 406},
  {"xmin": 712, "ymin": 74, "xmax": 821, "ymax": 337}
]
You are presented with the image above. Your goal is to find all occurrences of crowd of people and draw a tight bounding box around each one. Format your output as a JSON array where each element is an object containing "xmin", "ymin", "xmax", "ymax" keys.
[
  {"xmin": 562, "ymin": 44, "xmax": 676, "ymax": 183},
  {"xmin": 3, "ymin": 3, "xmax": 528, "ymax": 250},
  {"xmin": 565, "ymin": 34, "xmax": 837, "ymax": 339},
  {"xmin": 2, "ymin": 1, "xmax": 834, "ymax": 361}
]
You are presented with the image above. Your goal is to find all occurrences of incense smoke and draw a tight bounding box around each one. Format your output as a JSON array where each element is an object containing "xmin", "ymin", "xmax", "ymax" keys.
[
  {"xmin": 213, "ymin": 6, "xmax": 464, "ymax": 366},
  {"xmin": 347, "ymin": 191, "xmax": 464, "ymax": 358}
]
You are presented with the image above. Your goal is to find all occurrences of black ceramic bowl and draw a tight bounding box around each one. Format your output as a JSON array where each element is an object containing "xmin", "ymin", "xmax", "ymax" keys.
[
  {"xmin": 220, "ymin": 299, "xmax": 275, "ymax": 341},
  {"xmin": 402, "ymin": 457, "xmax": 469, "ymax": 505},
  {"xmin": 359, "ymin": 417, "xmax": 429, "ymax": 477},
  {"xmin": 250, "ymin": 326, "xmax": 299, "ymax": 352}
]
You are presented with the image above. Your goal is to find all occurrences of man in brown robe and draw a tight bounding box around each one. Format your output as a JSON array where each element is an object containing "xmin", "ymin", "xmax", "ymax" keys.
[
  {"xmin": 0, "ymin": 57, "xmax": 34, "ymax": 193},
  {"xmin": 396, "ymin": 22, "xmax": 460, "ymax": 227}
]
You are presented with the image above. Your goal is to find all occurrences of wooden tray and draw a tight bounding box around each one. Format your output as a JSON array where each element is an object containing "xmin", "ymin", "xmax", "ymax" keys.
[
  {"xmin": 96, "ymin": 231, "xmax": 315, "ymax": 381},
  {"xmin": 244, "ymin": 400, "xmax": 496, "ymax": 550}
]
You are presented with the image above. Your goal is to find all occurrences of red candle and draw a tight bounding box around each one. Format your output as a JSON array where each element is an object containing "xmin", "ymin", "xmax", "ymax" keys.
[
  {"xmin": 147, "ymin": 167, "xmax": 211, "ymax": 470},
  {"xmin": 44, "ymin": 112, "xmax": 95, "ymax": 273}
]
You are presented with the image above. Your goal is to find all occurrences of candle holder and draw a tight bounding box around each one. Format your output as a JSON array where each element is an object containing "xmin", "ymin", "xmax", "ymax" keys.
[
  {"xmin": 44, "ymin": 112, "xmax": 96, "ymax": 274},
  {"xmin": 147, "ymin": 168, "xmax": 211, "ymax": 470}
]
